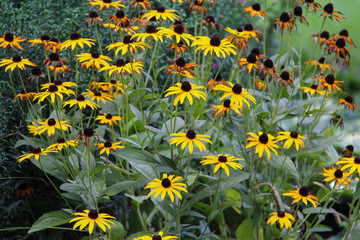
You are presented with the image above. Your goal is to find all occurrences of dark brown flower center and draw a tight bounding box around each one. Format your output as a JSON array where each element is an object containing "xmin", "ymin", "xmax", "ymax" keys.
[
  {"xmin": 110, "ymin": 80, "xmax": 116, "ymax": 84},
  {"xmin": 116, "ymin": 10, "xmax": 125, "ymax": 18},
  {"xmin": 32, "ymin": 147, "xmax": 42, "ymax": 154},
  {"xmin": 70, "ymin": 32, "xmax": 80, "ymax": 40},
  {"xmin": 311, "ymin": 84, "xmax": 318, "ymax": 90},
  {"xmin": 4, "ymin": 32, "xmax": 14, "ymax": 42},
  {"xmin": 49, "ymin": 53, "xmax": 60, "ymax": 62},
  {"xmin": 175, "ymin": 57, "xmax": 186, "ymax": 67},
  {"xmin": 232, "ymin": 84, "xmax": 242, "ymax": 94},
  {"xmin": 103, "ymin": 0, "xmax": 112, "ymax": 3},
  {"xmin": 251, "ymin": 48, "xmax": 260, "ymax": 56},
  {"xmin": 47, "ymin": 118, "xmax": 56, "ymax": 126},
  {"xmin": 264, "ymin": 58, "xmax": 274, "ymax": 68},
  {"xmin": 318, "ymin": 57, "xmax": 325, "ymax": 64},
  {"xmin": 339, "ymin": 29, "xmax": 349, "ymax": 37},
  {"xmin": 299, "ymin": 186, "xmax": 309, "ymax": 196},
  {"xmin": 294, "ymin": 6, "xmax": 303, "ymax": 16},
  {"xmin": 290, "ymin": 131, "xmax": 298, "ymax": 138},
  {"xmin": 210, "ymin": 34, "xmax": 221, "ymax": 47},
  {"xmin": 161, "ymin": 178, "xmax": 171, "ymax": 188},
  {"xmin": 186, "ymin": 130, "xmax": 196, "ymax": 139},
  {"xmin": 259, "ymin": 133, "xmax": 269, "ymax": 144},
  {"xmin": 205, "ymin": 15, "xmax": 215, "ymax": 23},
  {"xmin": 214, "ymin": 73, "xmax": 222, "ymax": 81},
  {"xmin": 181, "ymin": 81, "xmax": 192, "ymax": 92},
  {"xmin": 106, "ymin": 114, "xmax": 113, "ymax": 119},
  {"xmin": 325, "ymin": 74, "xmax": 335, "ymax": 84},
  {"xmin": 320, "ymin": 31, "xmax": 329, "ymax": 39},
  {"xmin": 336, "ymin": 38, "xmax": 345, "ymax": 48},
  {"xmin": 305, "ymin": 0, "xmax": 314, "ymax": 2},
  {"xmin": 91, "ymin": 52, "xmax": 100, "ymax": 58},
  {"xmin": 84, "ymin": 127, "xmax": 94, "ymax": 137},
  {"xmin": 244, "ymin": 24, "xmax": 253, "ymax": 31},
  {"xmin": 223, "ymin": 99, "xmax": 231, "ymax": 108},
  {"xmin": 218, "ymin": 155, "xmax": 227, "ymax": 162},
  {"xmin": 123, "ymin": 35, "xmax": 134, "ymax": 44},
  {"xmin": 345, "ymin": 96, "xmax": 353, "ymax": 103},
  {"xmin": 152, "ymin": 235, "xmax": 162, "ymax": 240},
  {"xmin": 346, "ymin": 145, "xmax": 354, "ymax": 152},
  {"xmin": 104, "ymin": 141, "xmax": 113, "ymax": 148},
  {"xmin": 94, "ymin": 91, "xmax": 102, "ymax": 97},
  {"xmin": 174, "ymin": 20, "xmax": 183, "ymax": 25},
  {"xmin": 279, "ymin": 12, "xmax": 290, "ymax": 22},
  {"xmin": 174, "ymin": 24, "xmax": 185, "ymax": 34},
  {"xmin": 277, "ymin": 211, "xmax": 285, "ymax": 218},
  {"xmin": 354, "ymin": 157, "xmax": 360, "ymax": 164},
  {"xmin": 247, "ymin": 54, "xmax": 257, "ymax": 64},
  {"xmin": 54, "ymin": 80, "xmax": 63, "ymax": 86},
  {"xmin": 146, "ymin": 25, "xmax": 157, "ymax": 34},
  {"xmin": 48, "ymin": 85, "xmax": 58, "ymax": 93},
  {"xmin": 334, "ymin": 169, "xmax": 343, "ymax": 178},
  {"xmin": 57, "ymin": 138, "xmax": 66, "ymax": 143},
  {"xmin": 324, "ymin": 3, "xmax": 333, "ymax": 14},
  {"xmin": 280, "ymin": 71, "xmax": 290, "ymax": 80},
  {"xmin": 41, "ymin": 34, "xmax": 50, "ymax": 41},
  {"xmin": 32, "ymin": 67, "xmax": 42, "ymax": 76},
  {"xmin": 89, "ymin": 11, "xmax": 99, "ymax": 18},
  {"xmin": 157, "ymin": 6, "xmax": 165, "ymax": 12},
  {"xmin": 115, "ymin": 59, "xmax": 126, "ymax": 67},
  {"xmin": 236, "ymin": 27, "xmax": 243, "ymax": 32},
  {"xmin": 50, "ymin": 37, "xmax": 59, "ymax": 43},
  {"xmin": 12, "ymin": 55, "xmax": 22, "ymax": 62},
  {"xmin": 88, "ymin": 209, "xmax": 99, "ymax": 219},
  {"xmin": 76, "ymin": 95, "xmax": 85, "ymax": 102},
  {"xmin": 252, "ymin": 3, "xmax": 261, "ymax": 11}
]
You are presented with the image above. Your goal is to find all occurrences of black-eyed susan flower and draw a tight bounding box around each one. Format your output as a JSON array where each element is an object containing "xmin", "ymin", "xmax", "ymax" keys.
[
  {"xmin": 276, "ymin": 131, "xmax": 306, "ymax": 151},
  {"xmin": 49, "ymin": 63, "xmax": 70, "ymax": 77},
  {"xmin": 345, "ymin": 145, "xmax": 354, "ymax": 158},
  {"xmin": 322, "ymin": 166, "xmax": 351, "ymax": 188},
  {"xmin": 96, "ymin": 113, "xmax": 123, "ymax": 126},
  {"xmin": 43, "ymin": 53, "xmax": 69, "ymax": 70},
  {"xmin": 164, "ymin": 81, "xmax": 206, "ymax": 106},
  {"xmin": 300, "ymin": 84, "xmax": 326, "ymax": 96},
  {"xmin": 106, "ymin": 35, "xmax": 150, "ymax": 55},
  {"xmin": 28, "ymin": 67, "xmax": 45, "ymax": 85},
  {"xmin": 338, "ymin": 96, "xmax": 357, "ymax": 111},
  {"xmin": 238, "ymin": 53, "xmax": 262, "ymax": 74},
  {"xmin": 125, "ymin": 59, "xmax": 144, "ymax": 75},
  {"xmin": 170, "ymin": 20, "xmax": 189, "ymax": 33},
  {"xmin": 250, "ymin": 48, "xmax": 266, "ymax": 61},
  {"xmin": 169, "ymin": 130, "xmax": 212, "ymax": 154},
  {"xmin": 14, "ymin": 90, "xmax": 37, "ymax": 102},
  {"xmin": 100, "ymin": 58, "xmax": 132, "ymax": 76},
  {"xmin": 297, "ymin": 0, "xmax": 321, "ymax": 12},
  {"xmin": 60, "ymin": 32, "xmax": 95, "ymax": 51},
  {"xmin": 325, "ymin": 38, "xmax": 350, "ymax": 60},
  {"xmin": 141, "ymin": 6, "xmax": 179, "ymax": 22},
  {"xmin": 317, "ymin": 3, "xmax": 343, "ymax": 22},
  {"xmin": 283, "ymin": 186, "xmax": 318, "ymax": 207},
  {"xmin": 83, "ymin": 89, "xmax": 113, "ymax": 103},
  {"xmin": 293, "ymin": 6, "xmax": 308, "ymax": 25},
  {"xmin": 132, "ymin": 25, "xmax": 164, "ymax": 43},
  {"xmin": 85, "ymin": 11, "xmax": 103, "ymax": 26},
  {"xmin": 15, "ymin": 183, "xmax": 34, "ymax": 199},
  {"xmin": 330, "ymin": 115, "xmax": 344, "ymax": 129},
  {"xmin": 267, "ymin": 211, "xmax": 295, "ymax": 229},
  {"xmin": 333, "ymin": 29, "xmax": 355, "ymax": 47},
  {"xmin": 48, "ymin": 138, "xmax": 78, "ymax": 151},
  {"xmin": 47, "ymin": 37, "xmax": 61, "ymax": 52},
  {"xmin": 246, "ymin": 132, "xmax": 280, "ymax": 159},
  {"xmin": 0, "ymin": 33, "xmax": 26, "ymax": 50},
  {"xmin": 315, "ymin": 73, "xmax": 344, "ymax": 93},
  {"xmin": 100, "ymin": 79, "xmax": 126, "ymax": 95},
  {"xmin": 158, "ymin": 25, "xmax": 195, "ymax": 45},
  {"xmin": 169, "ymin": 40, "xmax": 190, "ymax": 54},
  {"xmin": 337, "ymin": 157, "xmax": 360, "ymax": 176},
  {"xmin": 34, "ymin": 84, "xmax": 75, "ymax": 103},
  {"xmin": 189, "ymin": 0, "xmax": 206, "ymax": 15},
  {"xmin": 260, "ymin": 58, "xmax": 277, "ymax": 78},
  {"xmin": 96, "ymin": 141, "xmax": 124, "ymax": 155},
  {"xmin": 128, "ymin": 0, "xmax": 151, "ymax": 10},
  {"xmin": 28, "ymin": 34, "xmax": 58, "ymax": 51},
  {"xmin": 88, "ymin": 0, "xmax": 125, "ymax": 12},
  {"xmin": 276, "ymin": 71, "xmax": 293, "ymax": 86},
  {"xmin": 109, "ymin": 10, "xmax": 130, "ymax": 27},
  {"xmin": 0, "ymin": 55, "xmax": 36, "ymax": 72},
  {"xmin": 207, "ymin": 73, "xmax": 227, "ymax": 90},
  {"xmin": 76, "ymin": 52, "xmax": 112, "ymax": 70},
  {"xmin": 135, "ymin": 231, "xmax": 178, "ymax": 240},
  {"xmin": 202, "ymin": 15, "xmax": 222, "ymax": 31},
  {"xmin": 243, "ymin": 24, "xmax": 261, "ymax": 42},
  {"xmin": 192, "ymin": 34, "xmax": 237, "ymax": 58},
  {"xmin": 211, "ymin": 99, "xmax": 243, "ymax": 117},
  {"xmin": 78, "ymin": 127, "xmax": 98, "ymax": 147},
  {"xmin": 224, "ymin": 27, "xmax": 249, "ymax": 49},
  {"xmin": 243, "ymin": 3, "xmax": 268, "ymax": 18},
  {"xmin": 41, "ymin": 80, "xmax": 77, "ymax": 92},
  {"xmin": 312, "ymin": 30, "xmax": 330, "ymax": 45},
  {"xmin": 274, "ymin": 12, "xmax": 295, "ymax": 32},
  {"xmin": 69, "ymin": 209, "xmax": 116, "ymax": 234},
  {"xmin": 37, "ymin": 118, "xmax": 71, "ymax": 136},
  {"xmin": 213, "ymin": 83, "xmax": 256, "ymax": 109},
  {"xmin": 145, "ymin": 173, "xmax": 187, "ymax": 202},
  {"xmin": 28, "ymin": 121, "xmax": 41, "ymax": 136},
  {"xmin": 201, "ymin": 154, "xmax": 244, "ymax": 176},
  {"xmin": 165, "ymin": 57, "xmax": 198, "ymax": 78},
  {"xmin": 304, "ymin": 57, "xmax": 335, "ymax": 71},
  {"xmin": 18, "ymin": 147, "xmax": 57, "ymax": 163},
  {"xmin": 63, "ymin": 95, "xmax": 99, "ymax": 110}
]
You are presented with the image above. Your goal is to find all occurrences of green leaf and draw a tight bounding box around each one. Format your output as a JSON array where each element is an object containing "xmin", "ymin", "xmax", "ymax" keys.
[
  {"xmin": 108, "ymin": 220, "xmax": 124, "ymax": 240},
  {"xmin": 269, "ymin": 154, "xmax": 299, "ymax": 178},
  {"xmin": 28, "ymin": 210, "xmax": 72, "ymax": 233},
  {"xmin": 130, "ymin": 104, "xmax": 144, "ymax": 123},
  {"xmin": 103, "ymin": 181, "xmax": 136, "ymax": 196}
]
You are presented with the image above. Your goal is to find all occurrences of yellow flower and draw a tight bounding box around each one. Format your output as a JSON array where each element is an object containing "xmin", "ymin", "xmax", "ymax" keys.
[
  {"xmin": 14, "ymin": 90, "xmax": 37, "ymax": 102},
  {"xmin": 106, "ymin": 35, "xmax": 150, "ymax": 55},
  {"xmin": 76, "ymin": 52, "xmax": 112, "ymax": 70},
  {"xmin": 192, "ymin": 34, "xmax": 236, "ymax": 58},
  {"xmin": 238, "ymin": 53, "xmax": 263, "ymax": 74},
  {"xmin": 337, "ymin": 157, "xmax": 360, "ymax": 176},
  {"xmin": 34, "ymin": 84, "xmax": 75, "ymax": 103},
  {"xmin": 96, "ymin": 113, "xmax": 123, "ymax": 126},
  {"xmin": 0, "ymin": 33, "xmax": 26, "ymax": 50},
  {"xmin": 126, "ymin": 60, "xmax": 144, "ymax": 75},
  {"xmin": 69, "ymin": 209, "xmax": 116, "ymax": 234},
  {"xmin": 165, "ymin": 57, "xmax": 198, "ymax": 79},
  {"xmin": 85, "ymin": 11, "xmax": 103, "ymax": 26},
  {"xmin": 99, "ymin": 58, "xmax": 132, "ymax": 76},
  {"xmin": 83, "ymin": 89, "xmax": 113, "ymax": 103},
  {"xmin": 164, "ymin": 81, "xmax": 206, "ymax": 106},
  {"xmin": 201, "ymin": 154, "xmax": 244, "ymax": 176},
  {"xmin": 322, "ymin": 166, "xmax": 351, "ymax": 188},
  {"xmin": 27, "ymin": 121, "xmax": 41, "ymax": 136},
  {"xmin": 128, "ymin": 0, "xmax": 151, "ymax": 10},
  {"xmin": 48, "ymin": 138, "xmax": 78, "ymax": 151},
  {"xmin": 141, "ymin": 6, "xmax": 179, "ymax": 22},
  {"xmin": 0, "ymin": 55, "xmax": 36, "ymax": 72},
  {"xmin": 60, "ymin": 32, "xmax": 95, "ymax": 51},
  {"xmin": 88, "ymin": 0, "xmax": 125, "ymax": 12},
  {"xmin": 213, "ymin": 82, "xmax": 256, "ymax": 109},
  {"xmin": 274, "ymin": 12, "xmax": 295, "ymax": 32},
  {"xmin": 283, "ymin": 186, "xmax": 318, "ymax": 207},
  {"xmin": 267, "ymin": 211, "xmax": 295, "ymax": 229},
  {"xmin": 338, "ymin": 96, "xmax": 357, "ymax": 111},
  {"xmin": 158, "ymin": 26, "xmax": 195, "ymax": 45},
  {"xmin": 132, "ymin": 25, "xmax": 164, "ymax": 43},
  {"xmin": 41, "ymin": 80, "xmax": 77, "ymax": 92},
  {"xmin": 315, "ymin": 73, "xmax": 344, "ymax": 94},
  {"xmin": 245, "ymin": 132, "xmax": 280, "ymax": 159},
  {"xmin": 300, "ymin": 84, "xmax": 326, "ymax": 97},
  {"xmin": 243, "ymin": 3, "xmax": 268, "ymax": 18},
  {"xmin": 304, "ymin": 57, "xmax": 335, "ymax": 71},
  {"xmin": 169, "ymin": 130, "xmax": 212, "ymax": 154},
  {"xmin": 276, "ymin": 131, "xmax": 306, "ymax": 151},
  {"xmin": 96, "ymin": 141, "xmax": 124, "ymax": 155},
  {"xmin": 211, "ymin": 99, "xmax": 243, "ymax": 117},
  {"xmin": 63, "ymin": 95, "xmax": 99, "ymax": 110},
  {"xmin": 37, "ymin": 118, "xmax": 71, "ymax": 136},
  {"xmin": 145, "ymin": 173, "xmax": 187, "ymax": 202},
  {"xmin": 18, "ymin": 147, "xmax": 57, "ymax": 163},
  {"xmin": 135, "ymin": 231, "xmax": 178, "ymax": 240},
  {"xmin": 48, "ymin": 64, "xmax": 70, "ymax": 77},
  {"xmin": 28, "ymin": 34, "xmax": 58, "ymax": 51}
]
